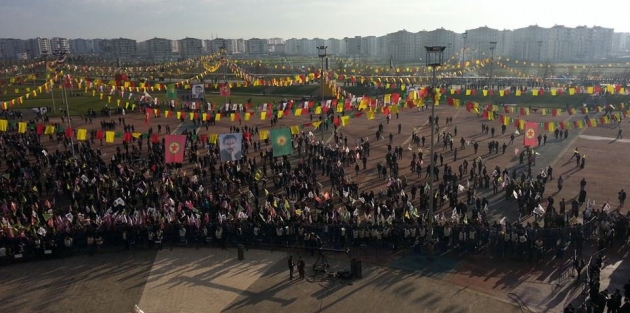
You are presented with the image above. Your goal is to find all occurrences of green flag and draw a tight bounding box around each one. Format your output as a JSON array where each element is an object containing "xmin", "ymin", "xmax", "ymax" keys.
[
  {"xmin": 166, "ymin": 84, "xmax": 177, "ymax": 99},
  {"xmin": 270, "ymin": 128, "xmax": 293, "ymax": 157}
]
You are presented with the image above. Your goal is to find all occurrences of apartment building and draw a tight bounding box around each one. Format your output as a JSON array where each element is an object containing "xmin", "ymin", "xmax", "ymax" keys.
[
  {"xmin": 245, "ymin": 38, "xmax": 268, "ymax": 54},
  {"xmin": 143, "ymin": 37, "xmax": 172, "ymax": 61},
  {"xmin": 0, "ymin": 25, "xmax": 621, "ymax": 61},
  {"xmin": 178, "ymin": 37, "xmax": 203, "ymax": 58},
  {"xmin": 50, "ymin": 37, "xmax": 70, "ymax": 54}
]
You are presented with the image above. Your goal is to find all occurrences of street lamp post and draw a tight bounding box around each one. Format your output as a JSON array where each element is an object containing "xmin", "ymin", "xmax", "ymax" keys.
[
  {"xmin": 425, "ymin": 46, "xmax": 446, "ymax": 240},
  {"xmin": 488, "ymin": 41, "xmax": 497, "ymax": 105},
  {"xmin": 42, "ymin": 50, "xmax": 58, "ymax": 114},
  {"xmin": 462, "ymin": 32, "xmax": 467, "ymax": 78},
  {"xmin": 317, "ymin": 45, "xmax": 328, "ymax": 141},
  {"xmin": 220, "ymin": 46, "xmax": 228, "ymax": 108},
  {"xmin": 52, "ymin": 48, "xmax": 74, "ymax": 156}
]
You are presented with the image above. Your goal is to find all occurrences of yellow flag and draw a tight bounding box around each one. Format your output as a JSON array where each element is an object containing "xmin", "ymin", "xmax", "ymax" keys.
[
  {"xmin": 312, "ymin": 121, "xmax": 322, "ymax": 129},
  {"xmin": 202, "ymin": 113, "xmax": 207, "ymax": 121},
  {"xmin": 176, "ymin": 111, "xmax": 182, "ymax": 120},
  {"xmin": 105, "ymin": 131, "xmax": 115, "ymax": 143},
  {"xmin": 230, "ymin": 113, "xmax": 236, "ymax": 122},
  {"xmin": 44, "ymin": 125, "xmax": 55, "ymax": 135},
  {"xmin": 18, "ymin": 122, "xmax": 27, "ymax": 133},
  {"xmin": 277, "ymin": 110, "xmax": 284, "ymax": 118},
  {"xmin": 341, "ymin": 116, "xmax": 350, "ymax": 127},
  {"xmin": 290, "ymin": 125, "xmax": 301, "ymax": 135},
  {"xmin": 132, "ymin": 132, "xmax": 141, "ymax": 139},
  {"xmin": 0, "ymin": 119, "xmax": 8, "ymax": 132},
  {"xmin": 315, "ymin": 106, "xmax": 322, "ymax": 114},
  {"xmin": 260, "ymin": 111, "xmax": 267, "ymax": 120},
  {"xmin": 259, "ymin": 130, "xmax": 269, "ymax": 140},
  {"xmin": 366, "ymin": 111, "xmax": 375, "ymax": 120},
  {"xmin": 215, "ymin": 113, "xmax": 221, "ymax": 121},
  {"xmin": 245, "ymin": 113, "xmax": 251, "ymax": 121},
  {"xmin": 189, "ymin": 112, "xmax": 195, "ymax": 121},
  {"xmin": 294, "ymin": 108, "xmax": 302, "ymax": 116},
  {"xmin": 77, "ymin": 129, "xmax": 87, "ymax": 141},
  {"xmin": 209, "ymin": 134, "xmax": 218, "ymax": 144}
]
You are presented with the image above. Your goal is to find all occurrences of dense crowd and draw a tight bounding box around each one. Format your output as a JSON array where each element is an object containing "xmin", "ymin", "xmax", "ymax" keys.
[{"xmin": 0, "ymin": 102, "xmax": 628, "ymax": 269}]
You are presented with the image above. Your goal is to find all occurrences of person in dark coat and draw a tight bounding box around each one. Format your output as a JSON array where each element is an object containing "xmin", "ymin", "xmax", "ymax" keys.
[{"xmin": 288, "ymin": 256, "xmax": 295, "ymax": 280}]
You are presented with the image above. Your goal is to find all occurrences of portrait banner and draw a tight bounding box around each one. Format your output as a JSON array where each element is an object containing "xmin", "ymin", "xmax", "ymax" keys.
[
  {"xmin": 219, "ymin": 133, "xmax": 243, "ymax": 162},
  {"xmin": 192, "ymin": 84, "xmax": 205, "ymax": 99}
]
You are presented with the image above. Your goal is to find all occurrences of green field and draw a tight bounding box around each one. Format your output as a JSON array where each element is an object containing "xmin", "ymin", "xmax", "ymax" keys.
[
  {"xmin": 2, "ymin": 55, "xmax": 629, "ymax": 117},
  {"xmin": 4, "ymin": 83, "xmax": 629, "ymax": 118}
]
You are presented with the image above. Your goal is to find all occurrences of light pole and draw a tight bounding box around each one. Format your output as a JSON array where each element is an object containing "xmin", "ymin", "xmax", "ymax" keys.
[
  {"xmin": 537, "ymin": 41, "xmax": 543, "ymax": 62},
  {"xmin": 42, "ymin": 50, "xmax": 57, "ymax": 114},
  {"xmin": 317, "ymin": 45, "xmax": 328, "ymax": 141},
  {"xmin": 53, "ymin": 48, "xmax": 74, "ymax": 156},
  {"xmin": 220, "ymin": 46, "xmax": 227, "ymax": 108},
  {"xmin": 462, "ymin": 32, "xmax": 467, "ymax": 78},
  {"xmin": 425, "ymin": 46, "xmax": 445, "ymax": 240},
  {"xmin": 488, "ymin": 41, "xmax": 497, "ymax": 105}
]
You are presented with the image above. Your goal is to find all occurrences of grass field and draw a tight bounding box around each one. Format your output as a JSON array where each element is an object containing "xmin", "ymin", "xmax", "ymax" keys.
[{"xmin": 3, "ymin": 83, "xmax": 630, "ymax": 117}]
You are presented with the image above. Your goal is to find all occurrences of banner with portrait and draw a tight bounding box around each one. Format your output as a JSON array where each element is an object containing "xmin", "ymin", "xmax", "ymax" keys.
[
  {"xmin": 191, "ymin": 84, "xmax": 205, "ymax": 99},
  {"xmin": 219, "ymin": 133, "xmax": 243, "ymax": 162}
]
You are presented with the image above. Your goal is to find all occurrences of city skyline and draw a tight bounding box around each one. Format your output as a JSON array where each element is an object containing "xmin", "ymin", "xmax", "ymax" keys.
[{"xmin": 1, "ymin": 0, "xmax": 629, "ymax": 41}]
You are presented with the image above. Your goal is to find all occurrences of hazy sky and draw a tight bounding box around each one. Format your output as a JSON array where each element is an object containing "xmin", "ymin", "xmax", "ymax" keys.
[{"xmin": 2, "ymin": 0, "xmax": 629, "ymax": 40}]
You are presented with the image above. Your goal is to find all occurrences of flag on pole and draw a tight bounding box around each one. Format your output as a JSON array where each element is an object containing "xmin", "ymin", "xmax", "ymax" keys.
[
  {"xmin": 166, "ymin": 84, "xmax": 177, "ymax": 99},
  {"xmin": 220, "ymin": 83, "xmax": 230, "ymax": 96},
  {"xmin": 270, "ymin": 128, "xmax": 293, "ymax": 157},
  {"xmin": 164, "ymin": 135, "xmax": 186, "ymax": 163},
  {"xmin": 523, "ymin": 122, "xmax": 538, "ymax": 147}
]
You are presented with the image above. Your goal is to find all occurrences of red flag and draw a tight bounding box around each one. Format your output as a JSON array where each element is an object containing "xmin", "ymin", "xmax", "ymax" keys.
[
  {"xmin": 96, "ymin": 130, "xmax": 104, "ymax": 140},
  {"xmin": 123, "ymin": 132, "xmax": 132, "ymax": 142},
  {"xmin": 523, "ymin": 122, "xmax": 538, "ymax": 147},
  {"xmin": 145, "ymin": 108, "xmax": 152, "ymax": 125},
  {"xmin": 219, "ymin": 83, "xmax": 230, "ymax": 96},
  {"xmin": 164, "ymin": 135, "xmax": 186, "ymax": 163},
  {"xmin": 150, "ymin": 133, "xmax": 160, "ymax": 143},
  {"xmin": 64, "ymin": 127, "xmax": 74, "ymax": 138},
  {"xmin": 36, "ymin": 124, "xmax": 44, "ymax": 135}
]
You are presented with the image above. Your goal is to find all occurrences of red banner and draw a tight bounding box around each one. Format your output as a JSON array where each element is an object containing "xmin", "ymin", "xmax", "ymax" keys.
[
  {"xmin": 219, "ymin": 84, "xmax": 230, "ymax": 96},
  {"xmin": 164, "ymin": 135, "xmax": 186, "ymax": 163},
  {"xmin": 523, "ymin": 122, "xmax": 538, "ymax": 147}
]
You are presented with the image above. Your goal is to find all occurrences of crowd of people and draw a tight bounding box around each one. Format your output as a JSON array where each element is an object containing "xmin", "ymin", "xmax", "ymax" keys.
[{"xmin": 1, "ymin": 100, "xmax": 629, "ymax": 313}]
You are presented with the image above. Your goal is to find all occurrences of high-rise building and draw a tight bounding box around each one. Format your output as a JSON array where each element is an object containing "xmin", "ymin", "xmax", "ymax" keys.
[
  {"xmin": 26, "ymin": 37, "xmax": 51, "ymax": 58},
  {"xmin": 178, "ymin": 37, "xmax": 203, "ymax": 58},
  {"xmin": 144, "ymin": 37, "xmax": 172, "ymax": 61},
  {"xmin": 245, "ymin": 38, "xmax": 268, "ymax": 54},
  {"xmin": 0, "ymin": 38, "xmax": 26, "ymax": 60},
  {"xmin": 50, "ymin": 37, "xmax": 70, "ymax": 54}
]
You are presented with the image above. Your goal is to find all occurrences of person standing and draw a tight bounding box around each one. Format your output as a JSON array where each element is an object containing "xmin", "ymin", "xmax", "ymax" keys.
[
  {"xmin": 288, "ymin": 256, "xmax": 295, "ymax": 280},
  {"xmin": 297, "ymin": 257, "xmax": 306, "ymax": 279},
  {"xmin": 617, "ymin": 127, "xmax": 623, "ymax": 139},
  {"xmin": 619, "ymin": 189, "xmax": 626, "ymax": 207}
]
